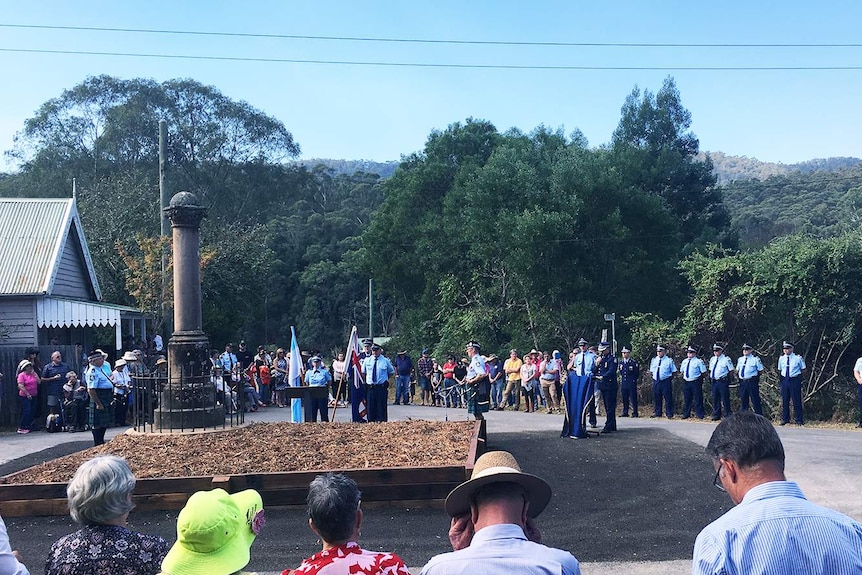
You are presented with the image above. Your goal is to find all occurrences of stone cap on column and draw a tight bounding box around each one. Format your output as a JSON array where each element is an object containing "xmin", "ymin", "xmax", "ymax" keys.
[{"xmin": 164, "ymin": 191, "xmax": 206, "ymax": 227}]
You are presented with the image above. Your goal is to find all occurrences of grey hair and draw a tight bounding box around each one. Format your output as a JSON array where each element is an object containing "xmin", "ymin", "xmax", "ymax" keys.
[
  {"xmin": 307, "ymin": 473, "xmax": 361, "ymax": 544},
  {"xmin": 705, "ymin": 411, "xmax": 785, "ymax": 471},
  {"xmin": 67, "ymin": 455, "xmax": 136, "ymax": 525}
]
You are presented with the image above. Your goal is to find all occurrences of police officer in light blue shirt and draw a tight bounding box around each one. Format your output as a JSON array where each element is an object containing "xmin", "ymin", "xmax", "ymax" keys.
[
  {"xmin": 570, "ymin": 338, "xmax": 596, "ymax": 377},
  {"xmin": 304, "ymin": 355, "xmax": 332, "ymax": 422},
  {"xmin": 736, "ymin": 344, "xmax": 764, "ymax": 415},
  {"xmin": 708, "ymin": 344, "xmax": 735, "ymax": 420},
  {"xmin": 680, "ymin": 346, "xmax": 707, "ymax": 419},
  {"xmin": 570, "ymin": 338, "xmax": 598, "ymax": 427},
  {"xmin": 650, "ymin": 345, "xmax": 677, "ymax": 418},
  {"xmin": 778, "ymin": 341, "xmax": 806, "ymax": 425},
  {"xmin": 362, "ymin": 344, "xmax": 394, "ymax": 423}
]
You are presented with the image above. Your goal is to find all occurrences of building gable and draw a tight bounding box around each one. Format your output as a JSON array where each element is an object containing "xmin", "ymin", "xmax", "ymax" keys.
[{"xmin": 50, "ymin": 222, "xmax": 97, "ymax": 300}]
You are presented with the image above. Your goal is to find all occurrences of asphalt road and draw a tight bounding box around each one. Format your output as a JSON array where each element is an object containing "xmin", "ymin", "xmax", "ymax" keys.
[{"xmin": 2, "ymin": 405, "xmax": 860, "ymax": 575}]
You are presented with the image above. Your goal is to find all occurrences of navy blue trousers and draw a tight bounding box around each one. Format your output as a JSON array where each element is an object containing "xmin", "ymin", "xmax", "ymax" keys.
[
  {"xmin": 711, "ymin": 378, "xmax": 731, "ymax": 419},
  {"xmin": 781, "ymin": 376, "xmax": 803, "ymax": 424},
  {"xmin": 366, "ymin": 384, "xmax": 388, "ymax": 422},
  {"xmin": 653, "ymin": 378, "xmax": 673, "ymax": 417},
  {"xmin": 739, "ymin": 377, "xmax": 763, "ymax": 415},
  {"xmin": 682, "ymin": 378, "xmax": 704, "ymax": 418},
  {"xmin": 621, "ymin": 384, "xmax": 638, "ymax": 416}
]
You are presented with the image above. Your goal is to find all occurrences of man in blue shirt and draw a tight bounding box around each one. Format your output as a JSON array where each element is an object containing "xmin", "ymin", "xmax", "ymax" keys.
[
  {"xmin": 708, "ymin": 343, "xmax": 735, "ymax": 420},
  {"xmin": 42, "ymin": 350, "xmax": 70, "ymax": 423},
  {"xmin": 679, "ymin": 346, "xmax": 707, "ymax": 419},
  {"xmin": 777, "ymin": 341, "xmax": 806, "ymax": 425},
  {"xmin": 570, "ymin": 339, "xmax": 598, "ymax": 427},
  {"xmin": 393, "ymin": 351, "xmax": 413, "ymax": 405},
  {"xmin": 693, "ymin": 412, "xmax": 862, "ymax": 575},
  {"xmin": 736, "ymin": 344, "xmax": 765, "ymax": 415},
  {"xmin": 304, "ymin": 356, "xmax": 332, "ymax": 422},
  {"xmin": 362, "ymin": 344, "xmax": 394, "ymax": 422},
  {"xmin": 219, "ymin": 343, "xmax": 239, "ymax": 391},
  {"xmin": 649, "ymin": 345, "xmax": 677, "ymax": 418},
  {"xmin": 618, "ymin": 346, "xmax": 640, "ymax": 417}
]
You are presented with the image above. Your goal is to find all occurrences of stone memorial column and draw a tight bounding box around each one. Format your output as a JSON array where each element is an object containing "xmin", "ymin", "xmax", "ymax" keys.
[{"xmin": 156, "ymin": 191, "xmax": 223, "ymax": 428}]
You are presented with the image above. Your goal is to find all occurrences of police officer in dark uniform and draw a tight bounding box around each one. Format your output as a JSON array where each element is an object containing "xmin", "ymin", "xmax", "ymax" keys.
[
  {"xmin": 595, "ymin": 342, "xmax": 617, "ymax": 432},
  {"xmin": 618, "ymin": 346, "xmax": 640, "ymax": 417}
]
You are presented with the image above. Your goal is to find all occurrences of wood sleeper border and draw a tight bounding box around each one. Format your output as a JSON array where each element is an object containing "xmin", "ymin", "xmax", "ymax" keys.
[{"xmin": 0, "ymin": 420, "xmax": 485, "ymax": 517}]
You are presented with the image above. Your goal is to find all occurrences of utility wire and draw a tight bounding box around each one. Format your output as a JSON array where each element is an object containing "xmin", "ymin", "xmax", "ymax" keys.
[
  {"xmin": 1, "ymin": 48, "xmax": 860, "ymax": 71},
  {"xmin": 1, "ymin": 23, "xmax": 861, "ymax": 48}
]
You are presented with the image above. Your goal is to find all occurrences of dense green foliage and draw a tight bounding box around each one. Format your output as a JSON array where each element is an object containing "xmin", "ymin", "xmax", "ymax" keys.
[
  {"xmin": 0, "ymin": 76, "xmax": 383, "ymax": 351},
  {"xmin": 365, "ymin": 78, "xmax": 733, "ymax": 359},
  {"xmin": 2, "ymin": 75, "xmax": 860, "ymax": 422}
]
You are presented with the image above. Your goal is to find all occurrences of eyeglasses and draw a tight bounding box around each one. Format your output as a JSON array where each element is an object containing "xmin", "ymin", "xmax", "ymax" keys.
[{"xmin": 712, "ymin": 462, "xmax": 726, "ymax": 492}]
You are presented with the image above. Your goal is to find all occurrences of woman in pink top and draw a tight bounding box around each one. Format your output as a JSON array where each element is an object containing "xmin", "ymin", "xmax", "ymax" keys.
[{"xmin": 16, "ymin": 359, "xmax": 40, "ymax": 433}]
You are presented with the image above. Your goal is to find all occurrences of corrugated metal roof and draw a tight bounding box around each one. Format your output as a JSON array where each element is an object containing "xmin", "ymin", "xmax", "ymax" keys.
[{"xmin": 0, "ymin": 198, "xmax": 100, "ymax": 298}]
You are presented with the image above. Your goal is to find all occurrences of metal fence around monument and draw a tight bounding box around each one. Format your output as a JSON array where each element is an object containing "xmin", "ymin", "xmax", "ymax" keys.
[{"xmin": 130, "ymin": 369, "xmax": 245, "ymax": 433}]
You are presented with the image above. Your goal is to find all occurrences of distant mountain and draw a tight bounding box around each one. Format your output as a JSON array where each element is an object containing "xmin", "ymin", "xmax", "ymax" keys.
[
  {"xmin": 702, "ymin": 151, "xmax": 862, "ymax": 185},
  {"xmin": 298, "ymin": 158, "xmax": 399, "ymax": 179}
]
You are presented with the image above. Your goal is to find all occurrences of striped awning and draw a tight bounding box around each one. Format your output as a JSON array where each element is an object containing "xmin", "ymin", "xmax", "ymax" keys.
[{"xmin": 36, "ymin": 297, "xmax": 138, "ymax": 328}]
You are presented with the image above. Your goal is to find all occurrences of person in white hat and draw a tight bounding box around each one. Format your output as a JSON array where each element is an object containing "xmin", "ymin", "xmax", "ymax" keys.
[
  {"xmin": 112, "ymin": 359, "xmax": 131, "ymax": 427},
  {"xmin": 420, "ymin": 451, "xmax": 580, "ymax": 575}
]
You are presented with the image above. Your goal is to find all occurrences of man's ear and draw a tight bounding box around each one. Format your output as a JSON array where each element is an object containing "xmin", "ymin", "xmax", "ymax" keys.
[
  {"xmin": 521, "ymin": 498, "xmax": 530, "ymax": 524},
  {"xmin": 470, "ymin": 502, "xmax": 480, "ymax": 526},
  {"xmin": 722, "ymin": 458, "xmax": 739, "ymax": 484},
  {"xmin": 309, "ymin": 517, "xmax": 319, "ymax": 536}
]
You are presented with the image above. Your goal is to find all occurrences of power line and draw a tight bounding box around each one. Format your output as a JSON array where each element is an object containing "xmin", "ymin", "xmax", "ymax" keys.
[
  {"xmin": 1, "ymin": 47, "xmax": 860, "ymax": 71},
  {"xmin": 1, "ymin": 23, "xmax": 861, "ymax": 48}
]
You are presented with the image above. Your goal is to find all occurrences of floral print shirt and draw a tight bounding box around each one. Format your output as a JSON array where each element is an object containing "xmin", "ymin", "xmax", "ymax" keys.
[
  {"xmin": 45, "ymin": 524, "xmax": 168, "ymax": 575},
  {"xmin": 286, "ymin": 541, "xmax": 410, "ymax": 575}
]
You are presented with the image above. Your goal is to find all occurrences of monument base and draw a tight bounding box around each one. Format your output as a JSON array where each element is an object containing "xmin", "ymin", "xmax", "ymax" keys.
[{"xmin": 154, "ymin": 405, "xmax": 225, "ymax": 429}]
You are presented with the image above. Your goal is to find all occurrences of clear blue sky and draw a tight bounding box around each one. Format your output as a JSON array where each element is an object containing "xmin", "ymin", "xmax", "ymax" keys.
[{"xmin": 1, "ymin": 0, "xmax": 860, "ymax": 169}]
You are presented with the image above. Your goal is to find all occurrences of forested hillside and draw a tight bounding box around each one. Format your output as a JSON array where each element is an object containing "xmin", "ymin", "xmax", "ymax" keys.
[
  {"xmin": 298, "ymin": 159, "xmax": 399, "ymax": 179},
  {"xmin": 720, "ymin": 165, "xmax": 862, "ymax": 247},
  {"xmin": 704, "ymin": 151, "xmax": 861, "ymax": 185}
]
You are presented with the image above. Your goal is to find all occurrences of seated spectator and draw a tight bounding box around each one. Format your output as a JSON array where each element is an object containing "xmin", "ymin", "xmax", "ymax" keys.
[
  {"xmin": 420, "ymin": 451, "xmax": 580, "ymax": 575},
  {"xmin": 160, "ymin": 488, "xmax": 265, "ymax": 575},
  {"xmin": 62, "ymin": 371, "xmax": 87, "ymax": 431},
  {"xmin": 45, "ymin": 455, "xmax": 168, "ymax": 575},
  {"xmin": 693, "ymin": 411, "xmax": 862, "ymax": 574},
  {"xmin": 283, "ymin": 473, "xmax": 410, "ymax": 575},
  {"xmin": 0, "ymin": 514, "xmax": 29, "ymax": 575}
]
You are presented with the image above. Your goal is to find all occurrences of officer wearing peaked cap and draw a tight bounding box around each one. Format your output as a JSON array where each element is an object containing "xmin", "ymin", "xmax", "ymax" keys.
[
  {"xmin": 650, "ymin": 345, "xmax": 677, "ymax": 418},
  {"xmin": 618, "ymin": 346, "xmax": 640, "ymax": 417},
  {"xmin": 778, "ymin": 341, "xmax": 806, "ymax": 425},
  {"xmin": 736, "ymin": 344, "xmax": 765, "ymax": 415},
  {"xmin": 708, "ymin": 343, "xmax": 735, "ymax": 420},
  {"xmin": 680, "ymin": 346, "xmax": 707, "ymax": 419}
]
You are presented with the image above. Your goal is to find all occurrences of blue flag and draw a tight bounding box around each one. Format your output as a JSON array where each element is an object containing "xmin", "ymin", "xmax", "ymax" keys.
[{"xmin": 288, "ymin": 326, "xmax": 304, "ymax": 423}]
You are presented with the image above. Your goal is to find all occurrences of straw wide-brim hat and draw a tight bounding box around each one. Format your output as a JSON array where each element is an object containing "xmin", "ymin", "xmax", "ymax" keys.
[{"xmin": 444, "ymin": 451, "xmax": 552, "ymax": 518}]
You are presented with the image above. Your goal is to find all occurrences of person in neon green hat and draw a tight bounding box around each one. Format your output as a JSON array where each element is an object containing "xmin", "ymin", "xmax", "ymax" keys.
[{"xmin": 160, "ymin": 489, "xmax": 265, "ymax": 575}]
